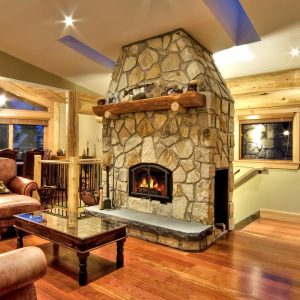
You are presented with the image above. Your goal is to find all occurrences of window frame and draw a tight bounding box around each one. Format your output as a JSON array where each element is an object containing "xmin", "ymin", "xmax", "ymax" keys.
[{"xmin": 235, "ymin": 112, "xmax": 300, "ymax": 170}]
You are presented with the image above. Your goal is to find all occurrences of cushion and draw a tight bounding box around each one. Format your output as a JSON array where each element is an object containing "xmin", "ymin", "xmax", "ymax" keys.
[
  {"xmin": 0, "ymin": 181, "xmax": 11, "ymax": 194},
  {"xmin": 0, "ymin": 194, "xmax": 41, "ymax": 219}
]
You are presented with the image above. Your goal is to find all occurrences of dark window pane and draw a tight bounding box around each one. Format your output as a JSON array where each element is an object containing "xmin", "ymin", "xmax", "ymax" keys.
[
  {"xmin": 13, "ymin": 125, "xmax": 44, "ymax": 160},
  {"xmin": 241, "ymin": 121, "xmax": 292, "ymax": 160},
  {"xmin": 0, "ymin": 124, "xmax": 9, "ymax": 148}
]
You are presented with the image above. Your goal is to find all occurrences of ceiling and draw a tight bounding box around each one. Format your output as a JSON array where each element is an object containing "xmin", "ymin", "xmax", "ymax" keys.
[{"xmin": 1, "ymin": 0, "xmax": 300, "ymax": 97}]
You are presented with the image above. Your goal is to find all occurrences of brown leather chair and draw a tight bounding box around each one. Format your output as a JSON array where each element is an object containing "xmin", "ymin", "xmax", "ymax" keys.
[
  {"xmin": 23, "ymin": 149, "xmax": 44, "ymax": 179},
  {"xmin": 0, "ymin": 158, "xmax": 40, "ymax": 239},
  {"xmin": 0, "ymin": 148, "xmax": 18, "ymax": 160},
  {"xmin": 0, "ymin": 246, "xmax": 47, "ymax": 300}
]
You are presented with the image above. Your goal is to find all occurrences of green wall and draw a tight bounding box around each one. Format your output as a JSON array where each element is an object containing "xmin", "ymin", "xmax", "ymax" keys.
[{"xmin": 233, "ymin": 167, "xmax": 300, "ymax": 224}]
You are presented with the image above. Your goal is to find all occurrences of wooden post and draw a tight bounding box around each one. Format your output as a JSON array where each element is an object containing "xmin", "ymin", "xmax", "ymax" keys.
[
  {"xmin": 33, "ymin": 155, "xmax": 42, "ymax": 201},
  {"xmin": 52, "ymin": 102, "xmax": 60, "ymax": 155},
  {"xmin": 68, "ymin": 156, "xmax": 79, "ymax": 214},
  {"xmin": 66, "ymin": 91, "xmax": 79, "ymax": 158}
]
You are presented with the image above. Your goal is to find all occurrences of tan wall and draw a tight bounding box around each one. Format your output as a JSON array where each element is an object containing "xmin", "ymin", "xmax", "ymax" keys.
[
  {"xmin": 233, "ymin": 167, "xmax": 300, "ymax": 224},
  {"xmin": 78, "ymin": 114, "xmax": 102, "ymax": 158}
]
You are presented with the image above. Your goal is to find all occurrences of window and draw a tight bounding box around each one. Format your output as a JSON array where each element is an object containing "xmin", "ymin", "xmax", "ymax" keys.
[
  {"xmin": 0, "ymin": 124, "xmax": 9, "ymax": 148},
  {"xmin": 13, "ymin": 125, "xmax": 44, "ymax": 160},
  {"xmin": 241, "ymin": 120, "xmax": 292, "ymax": 160},
  {"xmin": 0, "ymin": 92, "xmax": 46, "ymax": 111}
]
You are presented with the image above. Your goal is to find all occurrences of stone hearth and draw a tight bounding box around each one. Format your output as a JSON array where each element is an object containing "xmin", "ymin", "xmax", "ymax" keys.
[{"xmin": 94, "ymin": 29, "xmax": 234, "ymax": 250}]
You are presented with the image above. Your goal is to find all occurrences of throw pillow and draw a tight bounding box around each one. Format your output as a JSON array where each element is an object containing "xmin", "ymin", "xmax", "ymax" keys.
[{"xmin": 0, "ymin": 181, "xmax": 11, "ymax": 194}]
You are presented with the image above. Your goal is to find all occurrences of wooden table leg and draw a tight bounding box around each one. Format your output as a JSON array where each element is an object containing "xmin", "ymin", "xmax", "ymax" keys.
[
  {"xmin": 116, "ymin": 238, "xmax": 125, "ymax": 268},
  {"xmin": 15, "ymin": 229, "xmax": 24, "ymax": 248},
  {"xmin": 53, "ymin": 243, "xmax": 59, "ymax": 256},
  {"xmin": 77, "ymin": 252, "xmax": 89, "ymax": 286}
]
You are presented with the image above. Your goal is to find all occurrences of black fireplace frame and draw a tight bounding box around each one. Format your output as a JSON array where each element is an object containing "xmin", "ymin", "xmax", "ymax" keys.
[{"xmin": 129, "ymin": 163, "xmax": 172, "ymax": 203}]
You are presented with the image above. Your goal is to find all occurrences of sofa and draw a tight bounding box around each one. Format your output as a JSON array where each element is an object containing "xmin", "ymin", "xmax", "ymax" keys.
[
  {"xmin": 0, "ymin": 158, "xmax": 41, "ymax": 239},
  {"xmin": 0, "ymin": 246, "xmax": 47, "ymax": 299}
]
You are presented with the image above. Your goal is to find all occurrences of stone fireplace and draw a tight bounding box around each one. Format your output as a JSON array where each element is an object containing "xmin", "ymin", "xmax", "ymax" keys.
[{"xmin": 93, "ymin": 29, "xmax": 234, "ymax": 250}]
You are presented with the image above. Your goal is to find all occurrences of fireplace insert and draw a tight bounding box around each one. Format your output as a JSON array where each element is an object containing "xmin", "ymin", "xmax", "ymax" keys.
[{"xmin": 129, "ymin": 163, "xmax": 172, "ymax": 203}]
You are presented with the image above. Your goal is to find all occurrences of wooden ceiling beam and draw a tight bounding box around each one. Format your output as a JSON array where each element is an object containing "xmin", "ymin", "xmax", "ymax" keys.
[{"xmin": 226, "ymin": 68, "xmax": 300, "ymax": 95}]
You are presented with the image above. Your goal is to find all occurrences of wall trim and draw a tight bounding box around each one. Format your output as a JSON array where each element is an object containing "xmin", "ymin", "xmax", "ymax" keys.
[
  {"xmin": 235, "ymin": 211, "xmax": 260, "ymax": 229},
  {"xmin": 260, "ymin": 209, "xmax": 300, "ymax": 224}
]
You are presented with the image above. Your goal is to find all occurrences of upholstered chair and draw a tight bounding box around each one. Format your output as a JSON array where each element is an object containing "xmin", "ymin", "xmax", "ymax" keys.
[
  {"xmin": 23, "ymin": 149, "xmax": 44, "ymax": 179},
  {"xmin": 0, "ymin": 148, "xmax": 18, "ymax": 160},
  {"xmin": 0, "ymin": 246, "xmax": 47, "ymax": 299}
]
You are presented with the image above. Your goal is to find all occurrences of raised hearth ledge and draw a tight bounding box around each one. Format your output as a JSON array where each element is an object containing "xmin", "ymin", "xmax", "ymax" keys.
[
  {"xmin": 85, "ymin": 206, "xmax": 213, "ymax": 251},
  {"xmin": 92, "ymin": 92, "xmax": 206, "ymax": 119}
]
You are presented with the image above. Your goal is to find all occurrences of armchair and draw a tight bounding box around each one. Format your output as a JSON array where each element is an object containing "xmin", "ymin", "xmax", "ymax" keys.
[
  {"xmin": 0, "ymin": 148, "xmax": 18, "ymax": 160},
  {"xmin": 0, "ymin": 158, "xmax": 40, "ymax": 239},
  {"xmin": 0, "ymin": 246, "xmax": 47, "ymax": 299}
]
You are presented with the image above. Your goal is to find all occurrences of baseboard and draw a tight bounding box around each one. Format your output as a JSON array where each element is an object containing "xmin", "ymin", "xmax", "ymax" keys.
[
  {"xmin": 234, "ymin": 211, "xmax": 260, "ymax": 230},
  {"xmin": 260, "ymin": 209, "xmax": 300, "ymax": 224}
]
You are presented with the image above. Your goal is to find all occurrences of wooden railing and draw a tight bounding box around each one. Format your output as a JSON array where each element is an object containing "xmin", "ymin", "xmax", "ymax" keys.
[
  {"xmin": 34, "ymin": 156, "xmax": 102, "ymax": 212},
  {"xmin": 234, "ymin": 167, "xmax": 266, "ymax": 188}
]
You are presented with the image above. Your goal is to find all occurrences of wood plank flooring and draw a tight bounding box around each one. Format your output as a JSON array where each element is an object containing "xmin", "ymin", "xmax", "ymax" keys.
[{"xmin": 1, "ymin": 217, "xmax": 300, "ymax": 299}]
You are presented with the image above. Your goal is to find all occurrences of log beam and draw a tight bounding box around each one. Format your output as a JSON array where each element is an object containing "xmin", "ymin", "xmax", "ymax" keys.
[
  {"xmin": 104, "ymin": 111, "xmax": 119, "ymax": 119},
  {"xmin": 66, "ymin": 91, "xmax": 79, "ymax": 157},
  {"xmin": 171, "ymin": 102, "xmax": 187, "ymax": 113}
]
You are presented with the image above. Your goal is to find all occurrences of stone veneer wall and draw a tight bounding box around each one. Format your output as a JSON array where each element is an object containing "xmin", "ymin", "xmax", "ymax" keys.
[
  {"xmin": 108, "ymin": 29, "xmax": 233, "ymax": 102},
  {"xmin": 102, "ymin": 29, "xmax": 235, "ymax": 230}
]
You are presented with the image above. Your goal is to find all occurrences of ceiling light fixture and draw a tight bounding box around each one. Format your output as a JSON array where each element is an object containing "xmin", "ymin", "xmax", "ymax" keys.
[
  {"xmin": 0, "ymin": 94, "xmax": 7, "ymax": 112},
  {"xmin": 290, "ymin": 48, "xmax": 300, "ymax": 57},
  {"xmin": 64, "ymin": 16, "xmax": 74, "ymax": 26}
]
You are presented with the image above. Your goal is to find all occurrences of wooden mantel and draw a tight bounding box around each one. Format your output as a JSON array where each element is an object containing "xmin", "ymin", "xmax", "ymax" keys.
[{"xmin": 92, "ymin": 92, "xmax": 206, "ymax": 119}]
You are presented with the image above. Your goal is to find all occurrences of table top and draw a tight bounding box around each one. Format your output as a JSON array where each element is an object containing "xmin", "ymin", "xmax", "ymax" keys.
[{"xmin": 14, "ymin": 209, "xmax": 126, "ymax": 241}]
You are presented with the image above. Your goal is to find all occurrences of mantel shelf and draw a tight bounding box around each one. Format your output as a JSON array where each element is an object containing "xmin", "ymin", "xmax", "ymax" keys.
[{"xmin": 92, "ymin": 92, "xmax": 206, "ymax": 119}]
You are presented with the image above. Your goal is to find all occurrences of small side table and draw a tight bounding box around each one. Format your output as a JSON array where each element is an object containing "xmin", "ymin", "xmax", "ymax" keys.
[{"xmin": 37, "ymin": 186, "xmax": 57, "ymax": 209}]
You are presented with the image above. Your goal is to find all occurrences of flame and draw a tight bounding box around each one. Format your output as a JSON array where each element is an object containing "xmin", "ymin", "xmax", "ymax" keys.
[{"xmin": 139, "ymin": 176, "xmax": 162, "ymax": 192}]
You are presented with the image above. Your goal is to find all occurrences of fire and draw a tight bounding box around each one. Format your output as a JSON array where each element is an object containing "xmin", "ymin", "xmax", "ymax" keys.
[{"xmin": 139, "ymin": 176, "xmax": 162, "ymax": 192}]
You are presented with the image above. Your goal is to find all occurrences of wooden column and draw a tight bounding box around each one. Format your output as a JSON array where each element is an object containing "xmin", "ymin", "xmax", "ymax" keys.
[
  {"xmin": 33, "ymin": 155, "xmax": 42, "ymax": 200},
  {"xmin": 51, "ymin": 102, "xmax": 60, "ymax": 154},
  {"xmin": 68, "ymin": 156, "xmax": 79, "ymax": 214},
  {"xmin": 66, "ymin": 91, "xmax": 79, "ymax": 158}
]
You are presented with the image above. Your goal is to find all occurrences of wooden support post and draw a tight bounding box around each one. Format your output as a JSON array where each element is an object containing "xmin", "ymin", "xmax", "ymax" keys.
[
  {"xmin": 171, "ymin": 102, "xmax": 187, "ymax": 113},
  {"xmin": 68, "ymin": 156, "xmax": 79, "ymax": 214},
  {"xmin": 104, "ymin": 111, "xmax": 119, "ymax": 119},
  {"xmin": 66, "ymin": 91, "xmax": 79, "ymax": 158},
  {"xmin": 52, "ymin": 102, "xmax": 60, "ymax": 155},
  {"xmin": 33, "ymin": 155, "xmax": 42, "ymax": 201}
]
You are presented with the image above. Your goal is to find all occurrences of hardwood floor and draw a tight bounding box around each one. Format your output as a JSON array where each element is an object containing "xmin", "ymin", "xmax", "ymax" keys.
[{"xmin": 1, "ymin": 218, "xmax": 300, "ymax": 299}]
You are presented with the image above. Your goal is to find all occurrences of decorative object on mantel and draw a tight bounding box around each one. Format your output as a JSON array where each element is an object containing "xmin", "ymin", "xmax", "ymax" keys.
[
  {"xmin": 97, "ymin": 98, "xmax": 106, "ymax": 105},
  {"xmin": 92, "ymin": 92, "xmax": 206, "ymax": 119},
  {"xmin": 123, "ymin": 83, "xmax": 156, "ymax": 100},
  {"xmin": 106, "ymin": 92, "xmax": 119, "ymax": 104},
  {"xmin": 161, "ymin": 85, "xmax": 183, "ymax": 96},
  {"xmin": 187, "ymin": 80, "xmax": 198, "ymax": 92}
]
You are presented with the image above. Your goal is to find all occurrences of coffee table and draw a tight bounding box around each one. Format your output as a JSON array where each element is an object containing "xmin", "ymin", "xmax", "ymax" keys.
[{"xmin": 14, "ymin": 209, "xmax": 127, "ymax": 285}]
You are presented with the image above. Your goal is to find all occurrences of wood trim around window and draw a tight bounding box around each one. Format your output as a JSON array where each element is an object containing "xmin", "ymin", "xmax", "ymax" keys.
[{"xmin": 234, "ymin": 112, "xmax": 300, "ymax": 169}]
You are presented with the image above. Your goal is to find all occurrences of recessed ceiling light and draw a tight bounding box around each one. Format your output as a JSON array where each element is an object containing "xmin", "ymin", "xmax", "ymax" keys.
[
  {"xmin": 64, "ymin": 16, "xmax": 74, "ymax": 26},
  {"xmin": 290, "ymin": 48, "xmax": 300, "ymax": 57}
]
